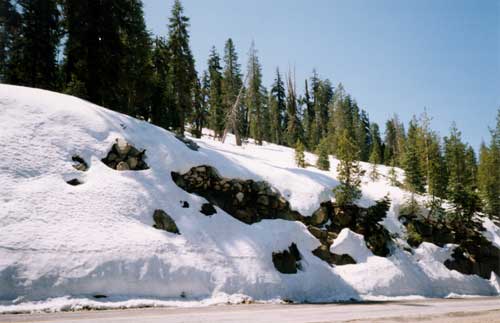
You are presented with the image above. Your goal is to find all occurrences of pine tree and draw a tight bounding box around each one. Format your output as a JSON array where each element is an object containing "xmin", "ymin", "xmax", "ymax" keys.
[
  {"xmin": 164, "ymin": 0, "xmax": 196, "ymax": 134},
  {"xmin": 333, "ymin": 129, "xmax": 362, "ymax": 206},
  {"xmin": 0, "ymin": 0, "xmax": 21, "ymax": 82},
  {"xmin": 119, "ymin": 0, "xmax": 153, "ymax": 118},
  {"xmin": 426, "ymin": 134, "xmax": 448, "ymax": 199},
  {"xmin": 444, "ymin": 123, "xmax": 478, "ymax": 221},
  {"xmin": 355, "ymin": 108, "xmax": 371, "ymax": 161},
  {"xmin": 478, "ymin": 110, "xmax": 500, "ymax": 218},
  {"xmin": 388, "ymin": 163, "xmax": 400, "ymax": 186},
  {"xmin": 303, "ymin": 79, "xmax": 315, "ymax": 149},
  {"xmin": 270, "ymin": 67, "xmax": 286, "ymax": 145},
  {"xmin": 369, "ymin": 123, "xmax": 383, "ymax": 181},
  {"xmin": 246, "ymin": 41, "xmax": 265, "ymax": 145},
  {"xmin": 295, "ymin": 139, "xmax": 306, "ymax": 168},
  {"xmin": 221, "ymin": 38, "xmax": 244, "ymax": 144},
  {"xmin": 316, "ymin": 138, "xmax": 330, "ymax": 170},
  {"xmin": 190, "ymin": 73, "xmax": 206, "ymax": 138},
  {"xmin": 63, "ymin": 0, "xmax": 125, "ymax": 108},
  {"xmin": 150, "ymin": 37, "xmax": 170, "ymax": 128},
  {"xmin": 403, "ymin": 117, "xmax": 425, "ymax": 193},
  {"xmin": 286, "ymin": 69, "xmax": 302, "ymax": 147},
  {"xmin": 384, "ymin": 115, "xmax": 406, "ymax": 166},
  {"xmin": 207, "ymin": 46, "xmax": 224, "ymax": 138},
  {"xmin": 8, "ymin": 0, "xmax": 61, "ymax": 90}
]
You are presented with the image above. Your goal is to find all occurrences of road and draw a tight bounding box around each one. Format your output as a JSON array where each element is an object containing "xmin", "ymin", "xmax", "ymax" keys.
[{"xmin": 1, "ymin": 297, "xmax": 499, "ymax": 323}]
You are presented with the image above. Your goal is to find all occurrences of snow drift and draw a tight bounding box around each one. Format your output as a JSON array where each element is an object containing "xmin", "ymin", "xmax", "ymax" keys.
[{"xmin": 0, "ymin": 85, "xmax": 499, "ymax": 311}]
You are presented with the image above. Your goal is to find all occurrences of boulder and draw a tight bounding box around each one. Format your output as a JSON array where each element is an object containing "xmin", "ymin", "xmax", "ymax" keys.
[
  {"xmin": 200, "ymin": 203, "xmax": 217, "ymax": 216},
  {"xmin": 71, "ymin": 155, "xmax": 88, "ymax": 172},
  {"xmin": 310, "ymin": 205, "xmax": 329, "ymax": 226},
  {"xmin": 66, "ymin": 178, "xmax": 82, "ymax": 186},
  {"xmin": 272, "ymin": 243, "xmax": 302, "ymax": 274},
  {"xmin": 101, "ymin": 139, "xmax": 149, "ymax": 171},
  {"xmin": 116, "ymin": 161, "xmax": 130, "ymax": 171},
  {"xmin": 175, "ymin": 134, "xmax": 199, "ymax": 151},
  {"xmin": 152, "ymin": 209, "xmax": 180, "ymax": 234}
]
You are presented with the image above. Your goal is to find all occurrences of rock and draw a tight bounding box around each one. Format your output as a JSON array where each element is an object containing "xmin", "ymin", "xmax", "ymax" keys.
[
  {"xmin": 256, "ymin": 195, "xmax": 269, "ymax": 206},
  {"xmin": 116, "ymin": 161, "xmax": 130, "ymax": 171},
  {"xmin": 152, "ymin": 209, "xmax": 180, "ymax": 234},
  {"xmin": 102, "ymin": 139, "xmax": 149, "ymax": 171},
  {"xmin": 180, "ymin": 201, "xmax": 189, "ymax": 208},
  {"xmin": 200, "ymin": 203, "xmax": 217, "ymax": 216},
  {"xmin": 236, "ymin": 192, "xmax": 244, "ymax": 202},
  {"xmin": 175, "ymin": 134, "xmax": 199, "ymax": 151},
  {"xmin": 331, "ymin": 253, "xmax": 356, "ymax": 266},
  {"xmin": 310, "ymin": 206, "xmax": 329, "ymax": 226},
  {"xmin": 115, "ymin": 138, "xmax": 131, "ymax": 156},
  {"xmin": 272, "ymin": 243, "xmax": 302, "ymax": 274},
  {"xmin": 93, "ymin": 294, "xmax": 107, "ymax": 299},
  {"xmin": 66, "ymin": 178, "xmax": 82, "ymax": 186},
  {"xmin": 308, "ymin": 225, "xmax": 328, "ymax": 241},
  {"xmin": 71, "ymin": 155, "xmax": 88, "ymax": 172},
  {"xmin": 127, "ymin": 157, "xmax": 138, "ymax": 169}
]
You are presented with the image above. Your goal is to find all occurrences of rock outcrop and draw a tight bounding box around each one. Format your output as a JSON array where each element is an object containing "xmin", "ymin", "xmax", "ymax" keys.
[
  {"xmin": 71, "ymin": 155, "xmax": 88, "ymax": 171},
  {"xmin": 152, "ymin": 209, "xmax": 180, "ymax": 234},
  {"xmin": 172, "ymin": 165, "xmax": 394, "ymax": 265},
  {"xmin": 399, "ymin": 213, "xmax": 499, "ymax": 278},
  {"xmin": 171, "ymin": 166, "xmax": 303, "ymax": 224},
  {"xmin": 102, "ymin": 138, "xmax": 148, "ymax": 171},
  {"xmin": 272, "ymin": 243, "xmax": 302, "ymax": 274}
]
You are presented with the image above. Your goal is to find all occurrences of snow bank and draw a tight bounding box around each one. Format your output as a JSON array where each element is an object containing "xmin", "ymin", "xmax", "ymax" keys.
[
  {"xmin": 330, "ymin": 228, "xmax": 373, "ymax": 262},
  {"xmin": 0, "ymin": 85, "xmax": 498, "ymax": 312}
]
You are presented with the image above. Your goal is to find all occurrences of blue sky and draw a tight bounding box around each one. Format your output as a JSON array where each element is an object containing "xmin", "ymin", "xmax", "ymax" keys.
[{"xmin": 144, "ymin": 0, "xmax": 499, "ymax": 150}]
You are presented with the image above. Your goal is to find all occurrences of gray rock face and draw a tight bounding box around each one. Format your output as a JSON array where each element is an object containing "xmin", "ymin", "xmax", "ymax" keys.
[
  {"xmin": 153, "ymin": 209, "xmax": 180, "ymax": 234},
  {"xmin": 101, "ymin": 138, "xmax": 149, "ymax": 171}
]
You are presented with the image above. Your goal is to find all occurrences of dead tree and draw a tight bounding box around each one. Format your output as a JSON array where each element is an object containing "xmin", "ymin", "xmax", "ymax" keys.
[{"xmin": 222, "ymin": 73, "xmax": 248, "ymax": 146}]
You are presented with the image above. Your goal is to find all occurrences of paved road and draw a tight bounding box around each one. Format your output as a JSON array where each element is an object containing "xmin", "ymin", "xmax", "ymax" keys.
[{"xmin": 1, "ymin": 297, "xmax": 499, "ymax": 323}]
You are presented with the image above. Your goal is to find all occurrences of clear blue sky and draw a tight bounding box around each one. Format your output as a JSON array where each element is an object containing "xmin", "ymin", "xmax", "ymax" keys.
[{"xmin": 144, "ymin": 0, "xmax": 499, "ymax": 150}]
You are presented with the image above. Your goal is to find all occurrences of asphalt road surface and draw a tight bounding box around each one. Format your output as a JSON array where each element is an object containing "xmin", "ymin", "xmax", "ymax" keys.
[{"xmin": 1, "ymin": 297, "xmax": 499, "ymax": 323}]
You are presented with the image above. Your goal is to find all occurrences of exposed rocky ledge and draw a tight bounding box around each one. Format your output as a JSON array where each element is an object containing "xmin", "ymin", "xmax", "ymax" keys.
[
  {"xmin": 400, "ymin": 212, "xmax": 499, "ymax": 278},
  {"xmin": 102, "ymin": 138, "xmax": 149, "ymax": 171},
  {"xmin": 172, "ymin": 165, "xmax": 393, "ymax": 271}
]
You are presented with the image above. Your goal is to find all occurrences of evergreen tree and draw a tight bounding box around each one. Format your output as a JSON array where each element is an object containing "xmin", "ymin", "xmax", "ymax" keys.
[
  {"xmin": 8, "ymin": 0, "xmax": 61, "ymax": 90},
  {"xmin": 166, "ymin": 0, "xmax": 196, "ymax": 134},
  {"xmin": 150, "ymin": 37, "xmax": 170, "ymax": 125},
  {"xmin": 403, "ymin": 117, "xmax": 425, "ymax": 193},
  {"xmin": 316, "ymin": 137, "xmax": 330, "ymax": 171},
  {"xmin": 444, "ymin": 123, "xmax": 478, "ymax": 221},
  {"xmin": 63, "ymin": 0, "xmax": 125, "ymax": 108},
  {"xmin": 426, "ymin": 133, "xmax": 448, "ymax": 199},
  {"xmin": 150, "ymin": 37, "xmax": 170, "ymax": 128},
  {"xmin": 270, "ymin": 67, "xmax": 286, "ymax": 145},
  {"xmin": 369, "ymin": 123, "xmax": 383, "ymax": 181},
  {"xmin": 355, "ymin": 108, "xmax": 371, "ymax": 161},
  {"xmin": 384, "ymin": 115, "xmax": 406, "ymax": 166},
  {"xmin": 478, "ymin": 110, "xmax": 500, "ymax": 218},
  {"xmin": 190, "ymin": 72, "xmax": 206, "ymax": 138},
  {"xmin": 207, "ymin": 46, "xmax": 224, "ymax": 138},
  {"xmin": 303, "ymin": 78, "xmax": 315, "ymax": 149},
  {"xmin": 295, "ymin": 139, "xmax": 306, "ymax": 168},
  {"xmin": 119, "ymin": 0, "xmax": 153, "ymax": 118},
  {"xmin": 246, "ymin": 41, "xmax": 265, "ymax": 144},
  {"xmin": 388, "ymin": 163, "xmax": 400, "ymax": 186},
  {"xmin": 333, "ymin": 129, "xmax": 362, "ymax": 206},
  {"xmin": 0, "ymin": 0, "xmax": 21, "ymax": 82},
  {"xmin": 286, "ymin": 69, "xmax": 302, "ymax": 146}
]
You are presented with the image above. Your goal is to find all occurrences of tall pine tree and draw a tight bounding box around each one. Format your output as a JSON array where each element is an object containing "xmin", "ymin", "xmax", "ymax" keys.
[
  {"xmin": 207, "ymin": 46, "xmax": 224, "ymax": 138},
  {"xmin": 246, "ymin": 41, "xmax": 265, "ymax": 145}
]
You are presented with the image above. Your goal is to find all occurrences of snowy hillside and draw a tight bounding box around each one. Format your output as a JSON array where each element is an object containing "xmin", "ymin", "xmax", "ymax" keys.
[{"xmin": 0, "ymin": 85, "xmax": 499, "ymax": 312}]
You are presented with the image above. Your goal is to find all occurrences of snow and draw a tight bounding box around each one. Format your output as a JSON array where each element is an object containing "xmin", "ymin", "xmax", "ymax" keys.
[
  {"xmin": 330, "ymin": 228, "xmax": 373, "ymax": 262},
  {"xmin": 0, "ymin": 85, "xmax": 499, "ymax": 312}
]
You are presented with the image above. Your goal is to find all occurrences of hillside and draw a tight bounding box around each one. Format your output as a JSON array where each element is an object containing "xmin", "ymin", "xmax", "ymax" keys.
[{"xmin": 0, "ymin": 85, "xmax": 499, "ymax": 312}]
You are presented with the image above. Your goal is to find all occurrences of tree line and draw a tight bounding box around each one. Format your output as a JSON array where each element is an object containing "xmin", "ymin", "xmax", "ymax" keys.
[{"xmin": 1, "ymin": 0, "xmax": 498, "ymax": 221}]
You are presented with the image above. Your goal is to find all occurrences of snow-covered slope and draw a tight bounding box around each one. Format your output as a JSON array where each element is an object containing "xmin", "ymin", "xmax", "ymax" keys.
[{"xmin": 0, "ymin": 85, "xmax": 499, "ymax": 311}]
